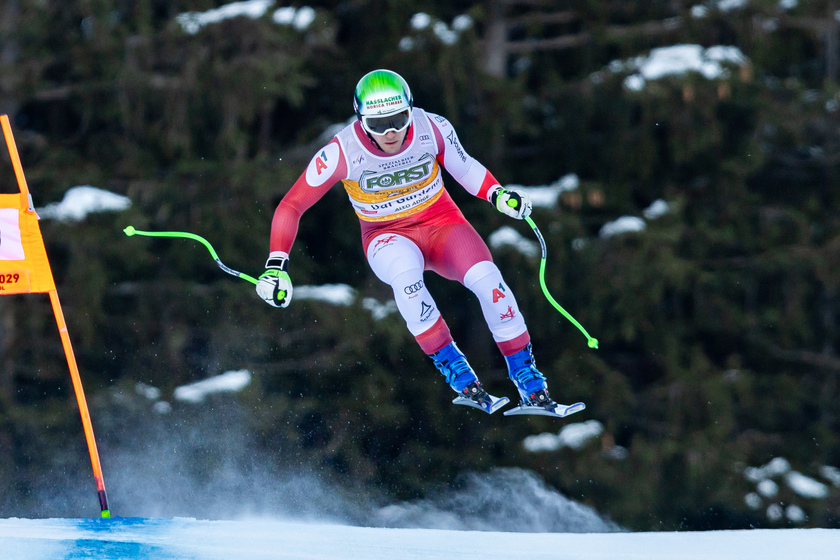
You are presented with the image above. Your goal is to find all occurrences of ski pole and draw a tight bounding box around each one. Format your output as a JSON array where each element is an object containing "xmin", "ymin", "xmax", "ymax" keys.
[
  {"xmin": 123, "ymin": 225, "xmax": 263, "ymax": 286},
  {"xmin": 524, "ymin": 216, "xmax": 599, "ymax": 349},
  {"xmin": 501, "ymin": 195, "xmax": 598, "ymax": 348}
]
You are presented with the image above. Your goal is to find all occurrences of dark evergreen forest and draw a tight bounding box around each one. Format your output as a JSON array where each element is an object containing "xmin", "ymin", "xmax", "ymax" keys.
[{"xmin": 1, "ymin": 0, "xmax": 839, "ymax": 531}]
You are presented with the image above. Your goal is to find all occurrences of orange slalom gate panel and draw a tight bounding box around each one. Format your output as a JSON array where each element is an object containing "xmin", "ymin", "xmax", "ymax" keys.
[{"xmin": 0, "ymin": 194, "xmax": 57, "ymax": 294}]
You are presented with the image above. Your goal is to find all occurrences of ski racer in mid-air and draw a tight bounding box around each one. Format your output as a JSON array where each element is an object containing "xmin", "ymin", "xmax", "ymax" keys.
[{"xmin": 257, "ymin": 69, "xmax": 563, "ymax": 415}]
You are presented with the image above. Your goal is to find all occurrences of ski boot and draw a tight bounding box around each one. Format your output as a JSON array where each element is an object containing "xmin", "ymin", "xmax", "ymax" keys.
[
  {"xmin": 430, "ymin": 342, "xmax": 509, "ymax": 414},
  {"xmin": 502, "ymin": 343, "xmax": 585, "ymax": 418}
]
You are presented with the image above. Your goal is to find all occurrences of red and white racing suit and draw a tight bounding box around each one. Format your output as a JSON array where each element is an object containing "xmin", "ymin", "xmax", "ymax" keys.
[{"xmin": 268, "ymin": 108, "xmax": 530, "ymax": 356}]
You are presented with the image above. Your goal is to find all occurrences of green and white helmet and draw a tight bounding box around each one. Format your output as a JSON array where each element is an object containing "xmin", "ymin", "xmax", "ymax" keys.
[{"xmin": 353, "ymin": 69, "xmax": 414, "ymax": 135}]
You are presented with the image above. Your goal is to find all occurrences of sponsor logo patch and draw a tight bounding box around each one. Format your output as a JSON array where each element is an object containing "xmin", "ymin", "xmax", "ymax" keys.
[
  {"xmin": 404, "ymin": 280, "xmax": 424, "ymax": 295},
  {"xmin": 499, "ymin": 306, "xmax": 516, "ymax": 321},
  {"xmin": 305, "ymin": 143, "xmax": 340, "ymax": 187},
  {"xmin": 446, "ymin": 130, "xmax": 467, "ymax": 163},
  {"xmin": 492, "ymin": 283, "xmax": 507, "ymax": 303},
  {"xmin": 360, "ymin": 154, "xmax": 434, "ymax": 191},
  {"xmin": 420, "ymin": 301, "xmax": 435, "ymax": 321},
  {"xmin": 373, "ymin": 235, "xmax": 397, "ymax": 249}
]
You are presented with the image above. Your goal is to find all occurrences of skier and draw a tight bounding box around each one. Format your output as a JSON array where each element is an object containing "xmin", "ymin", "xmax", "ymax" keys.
[{"xmin": 257, "ymin": 69, "xmax": 555, "ymax": 414}]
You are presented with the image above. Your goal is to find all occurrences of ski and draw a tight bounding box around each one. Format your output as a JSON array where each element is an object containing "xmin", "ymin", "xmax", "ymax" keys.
[
  {"xmin": 503, "ymin": 400, "xmax": 586, "ymax": 418},
  {"xmin": 452, "ymin": 393, "xmax": 510, "ymax": 414}
]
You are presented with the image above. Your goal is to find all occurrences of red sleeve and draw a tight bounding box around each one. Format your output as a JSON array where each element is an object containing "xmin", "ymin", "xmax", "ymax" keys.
[
  {"xmin": 477, "ymin": 169, "xmax": 501, "ymax": 201},
  {"xmin": 269, "ymin": 139, "xmax": 347, "ymax": 254}
]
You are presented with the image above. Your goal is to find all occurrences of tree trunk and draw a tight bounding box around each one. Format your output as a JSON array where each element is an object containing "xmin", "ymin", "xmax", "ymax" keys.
[
  {"xmin": 825, "ymin": 2, "xmax": 838, "ymax": 84},
  {"xmin": 0, "ymin": 0, "xmax": 20, "ymax": 118},
  {"xmin": 482, "ymin": 0, "xmax": 509, "ymax": 78}
]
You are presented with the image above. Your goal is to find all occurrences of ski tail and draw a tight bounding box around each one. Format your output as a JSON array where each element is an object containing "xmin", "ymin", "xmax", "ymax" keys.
[
  {"xmin": 503, "ymin": 401, "xmax": 586, "ymax": 418},
  {"xmin": 452, "ymin": 393, "xmax": 510, "ymax": 414}
]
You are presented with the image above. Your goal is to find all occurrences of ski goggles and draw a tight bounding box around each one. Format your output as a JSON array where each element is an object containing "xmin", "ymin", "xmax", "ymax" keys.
[{"xmin": 361, "ymin": 108, "xmax": 413, "ymax": 135}]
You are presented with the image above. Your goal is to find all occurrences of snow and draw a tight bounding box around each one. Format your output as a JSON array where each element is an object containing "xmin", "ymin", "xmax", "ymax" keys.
[
  {"xmin": 410, "ymin": 13, "xmax": 432, "ymax": 30},
  {"xmin": 640, "ymin": 45, "xmax": 726, "ymax": 80},
  {"xmin": 767, "ymin": 503, "xmax": 785, "ymax": 522},
  {"xmin": 173, "ymin": 370, "xmax": 252, "ymax": 403},
  {"xmin": 377, "ymin": 469, "xmax": 619, "ymax": 533},
  {"xmin": 550, "ymin": 420, "xmax": 604, "ymax": 450},
  {"xmin": 820, "ymin": 465, "xmax": 840, "ymax": 487},
  {"xmin": 757, "ymin": 479, "xmax": 779, "ymax": 498},
  {"xmin": 505, "ymin": 173, "xmax": 580, "ymax": 209},
  {"xmin": 599, "ymin": 216, "xmax": 646, "ymax": 238},
  {"xmin": 716, "ymin": 0, "xmax": 748, "ymax": 11},
  {"xmin": 398, "ymin": 37, "xmax": 416, "ymax": 51},
  {"xmin": 294, "ymin": 283, "xmax": 356, "ymax": 306},
  {"xmin": 691, "ymin": 0, "xmax": 749, "ymax": 14},
  {"xmin": 271, "ymin": 285, "xmax": 398, "ymax": 320},
  {"xmin": 0, "ymin": 461, "xmax": 837, "ymax": 556},
  {"xmin": 176, "ymin": 0, "xmax": 273, "ymax": 34},
  {"xmin": 488, "ymin": 226, "xmax": 540, "ymax": 257},
  {"xmin": 152, "ymin": 401, "xmax": 172, "ymax": 414},
  {"xmin": 785, "ymin": 504, "xmax": 807, "ymax": 523},
  {"xmin": 0, "ymin": 517, "xmax": 837, "ymax": 559},
  {"xmin": 452, "ymin": 15, "xmax": 473, "ymax": 32},
  {"xmin": 523, "ymin": 419, "xmax": 604, "ymax": 452},
  {"xmin": 401, "ymin": 12, "xmax": 473, "ymax": 50},
  {"xmin": 410, "ymin": 12, "xmax": 471, "ymax": 35},
  {"xmin": 739, "ymin": 457, "xmax": 838, "ymax": 523},
  {"xmin": 614, "ymin": 44, "xmax": 750, "ymax": 91},
  {"xmin": 362, "ymin": 297, "xmax": 398, "ymax": 320},
  {"xmin": 643, "ymin": 198, "xmax": 671, "ymax": 220},
  {"xmin": 744, "ymin": 492, "xmax": 762, "ymax": 509},
  {"xmin": 691, "ymin": 5, "xmax": 710, "ymax": 18},
  {"xmin": 487, "ymin": 175, "xmax": 667, "ymax": 245},
  {"xmin": 433, "ymin": 21, "xmax": 459, "ymax": 45},
  {"xmin": 37, "ymin": 185, "xmax": 131, "ymax": 222},
  {"xmin": 272, "ymin": 6, "xmax": 316, "ymax": 30},
  {"xmin": 135, "ymin": 382, "xmax": 161, "ymax": 401},
  {"xmin": 785, "ymin": 471, "xmax": 829, "ymax": 499},
  {"xmin": 705, "ymin": 45, "xmax": 750, "ymax": 67},
  {"xmin": 744, "ymin": 457, "xmax": 792, "ymax": 482},
  {"xmin": 175, "ymin": 1, "xmax": 316, "ymax": 34}
]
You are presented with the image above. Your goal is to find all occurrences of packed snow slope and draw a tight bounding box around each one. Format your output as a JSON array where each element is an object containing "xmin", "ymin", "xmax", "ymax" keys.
[{"xmin": 0, "ymin": 517, "xmax": 838, "ymax": 560}]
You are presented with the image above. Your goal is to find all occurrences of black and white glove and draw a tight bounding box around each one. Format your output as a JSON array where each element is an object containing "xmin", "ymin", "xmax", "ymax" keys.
[
  {"xmin": 256, "ymin": 252, "xmax": 293, "ymax": 308},
  {"xmin": 490, "ymin": 186, "xmax": 532, "ymax": 220}
]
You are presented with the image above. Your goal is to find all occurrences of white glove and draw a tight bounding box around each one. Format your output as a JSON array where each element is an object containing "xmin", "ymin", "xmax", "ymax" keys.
[
  {"xmin": 256, "ymin": 252, "xmax": 293, "ymax": 308},
  {"xmin": 490, "ymin": 186, "xmax": 532, "ymax": 220}
]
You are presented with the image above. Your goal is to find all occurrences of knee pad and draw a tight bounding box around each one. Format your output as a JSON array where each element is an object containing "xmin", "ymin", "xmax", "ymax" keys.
[
  {"xmin": 367, "ymin": 233, "xmax": 425, "ymax": 285},
  {"xmin": 463, "ymin": 261, "xmax": 527, "ymax": 342}
]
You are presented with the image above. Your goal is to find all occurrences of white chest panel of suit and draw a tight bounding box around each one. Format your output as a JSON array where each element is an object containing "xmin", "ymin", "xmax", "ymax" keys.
[{"xmin": 335, "ymin": 108, "xmax": 470, "ymax": 222}]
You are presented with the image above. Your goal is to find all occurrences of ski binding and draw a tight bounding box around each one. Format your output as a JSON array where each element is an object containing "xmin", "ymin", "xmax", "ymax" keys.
[
  {"xmin": 452, "ymin": 393, "xmax": 510, "ymax": 414},
  {"xmin": 503, "ymin": 400, "xmax": 586, "ymax": 418}
]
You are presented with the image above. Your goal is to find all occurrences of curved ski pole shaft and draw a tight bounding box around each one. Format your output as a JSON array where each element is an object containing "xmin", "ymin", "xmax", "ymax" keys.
[
  {"xmin": 123, "ymin": 226, "xmax": 258, "ymax": 285},
  {"xmin": 524, "ymin": 216, "xmax": 599, "ymax": 349}
]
